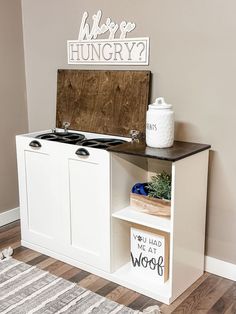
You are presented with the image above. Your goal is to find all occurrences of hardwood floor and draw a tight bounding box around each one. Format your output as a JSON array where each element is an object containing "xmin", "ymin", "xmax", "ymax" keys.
[{"xmin": 1, "ymin": 221, "xmax": 236, "ymax": 313}]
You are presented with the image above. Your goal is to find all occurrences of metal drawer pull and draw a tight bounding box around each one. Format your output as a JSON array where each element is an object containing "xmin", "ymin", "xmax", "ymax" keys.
[
  {"xmin": 75, "ymin": 148, "xmax": 90, "ymax": 156},
  {"xmin": 29, "ymin": 140, "xmax": 41, "ymax": 148}
]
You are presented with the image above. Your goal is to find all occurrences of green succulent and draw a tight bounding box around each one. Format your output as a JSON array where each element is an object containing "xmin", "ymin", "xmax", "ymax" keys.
[{"xmin": 147, "ymin": 171, "xmax": 171, "ymax": 200}]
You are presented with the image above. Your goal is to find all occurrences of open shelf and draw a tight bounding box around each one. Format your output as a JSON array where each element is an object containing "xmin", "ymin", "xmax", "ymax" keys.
[
  {"xmin": 112, "ymin": 206, "xmax": 171, "ymax": 233},
  {"xmin": 112, "ymin": 262, "xmax": 171, "ymax": 304}
]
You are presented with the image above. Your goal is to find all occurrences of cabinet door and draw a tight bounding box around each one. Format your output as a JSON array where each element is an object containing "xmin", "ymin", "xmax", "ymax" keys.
[
  {"xmin": 66, "ymin": 149, "xmax": 110, "ymax": 272},
  {"xmin": 16, "ymin": 137, "xmax": 60, "ymax": 251}
]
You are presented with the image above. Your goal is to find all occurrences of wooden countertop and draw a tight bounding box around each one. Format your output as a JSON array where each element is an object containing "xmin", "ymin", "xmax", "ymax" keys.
[{"xmin": 108, "ymin": 140, "xmax": 211, "ymax": 161}]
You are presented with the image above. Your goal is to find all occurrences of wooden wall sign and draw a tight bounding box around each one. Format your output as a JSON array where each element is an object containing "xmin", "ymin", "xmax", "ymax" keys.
[
  {"xmin": 130, "ymin": 227, "xmax": 169, "ymax": 283},
  {"xmin": 67, "ymin": 10, "xmax": 149, "ymax": 65}
]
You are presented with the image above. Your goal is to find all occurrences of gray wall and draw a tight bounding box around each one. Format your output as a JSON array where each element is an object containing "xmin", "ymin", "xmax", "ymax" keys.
[
  {"xmin": 21, "ymin": 0, "xmax": 236, "ymax": 264},
  {"xmin": 0, "ymin": 0, "xmax": 28, "ymax": 214}
]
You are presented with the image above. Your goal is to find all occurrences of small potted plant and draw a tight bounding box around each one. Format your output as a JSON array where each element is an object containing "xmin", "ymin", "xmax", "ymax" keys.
[
  {"xmin": 130, "ymin": 171, "xmax": 171, "ymax": 217},
  {"xmin": 147, "ymin": 171, "xmax": 171, "ymax": 201}
]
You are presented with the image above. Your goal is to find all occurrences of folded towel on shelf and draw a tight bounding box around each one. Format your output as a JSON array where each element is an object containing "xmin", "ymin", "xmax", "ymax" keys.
[{"xmin": 131, "ymin": 183, "xmax": 149, "ymax": 196}]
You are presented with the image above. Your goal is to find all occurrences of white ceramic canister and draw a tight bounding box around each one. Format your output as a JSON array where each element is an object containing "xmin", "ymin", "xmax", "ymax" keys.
[{"xmin": 146, "ymin": 97, "xmax": 174, "ymax": 148}]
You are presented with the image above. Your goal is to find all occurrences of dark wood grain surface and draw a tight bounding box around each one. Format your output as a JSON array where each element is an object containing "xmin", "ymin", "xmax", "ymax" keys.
[
  {"xmin": 108, "ymin": 140, "xmax": 211, "ymax": 161},
  {"xmin": 1, "ymin": 221, "xmax": 236, "ymax": 313},
  {"xmin": 56, "ymin": 70, "xmax": 150, "ymax": 137}
]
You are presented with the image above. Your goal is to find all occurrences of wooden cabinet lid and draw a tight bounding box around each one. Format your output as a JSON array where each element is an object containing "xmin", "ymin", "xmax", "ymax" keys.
[{"xmin": 56, "ymin": 70, "xmax": 151, "ymax": 137}]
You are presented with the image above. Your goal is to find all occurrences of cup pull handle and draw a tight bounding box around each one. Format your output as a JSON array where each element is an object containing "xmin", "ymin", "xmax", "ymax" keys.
[
  {"xmin": 29, "ymin": 140, "xmax": 41, "ymax": 148},
  {"xmin": 75, "ymin": 148, "xmax": 90, "ymax": 156}
]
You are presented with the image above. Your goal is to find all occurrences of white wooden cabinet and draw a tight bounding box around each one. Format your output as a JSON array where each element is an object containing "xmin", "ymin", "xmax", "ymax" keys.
[
  {"xmin": 16, "ymin": 131, "xmax": 210, "ymax": 304},
  {"xmin": 16, "ymin": 135, "xmax": 110, "ymax": 272}
]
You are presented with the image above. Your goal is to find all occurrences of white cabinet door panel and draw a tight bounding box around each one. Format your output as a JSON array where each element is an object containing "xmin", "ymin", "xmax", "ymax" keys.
[
  {"xmin": 25, "ymin": 151, "xmax": 54, "ymax": 239},
  {"xmin": 16, "ymin": 137, "xmax": 61, "ymax": 252},
  {"xmin": 67, "ymin": 152, "xmax": 110, "ymax": 272}
]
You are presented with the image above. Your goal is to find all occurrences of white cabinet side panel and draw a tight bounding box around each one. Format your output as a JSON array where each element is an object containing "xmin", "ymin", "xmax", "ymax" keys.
[{"xmin": 171, "ymin": 150, "xmax": 209, "ymax": 301}]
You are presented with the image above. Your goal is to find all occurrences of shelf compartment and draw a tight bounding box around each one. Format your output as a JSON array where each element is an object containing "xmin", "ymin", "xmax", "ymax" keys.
[
  {"xmin": 112, "ymin": 206, "xmax": 171, "ymax": 233},
  {"xmin": 112, "ymin": 262, "xmax": 171, "ymax": 304}
]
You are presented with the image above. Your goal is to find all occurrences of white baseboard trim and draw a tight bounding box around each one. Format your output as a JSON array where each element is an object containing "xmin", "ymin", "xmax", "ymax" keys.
[
  {"xmin": 205, "ymin": 255, "xmax": 236, "ymax": 281},
  {"xmin": 0, "ymin": 207, "xmax": 20, "ymax": 227}
]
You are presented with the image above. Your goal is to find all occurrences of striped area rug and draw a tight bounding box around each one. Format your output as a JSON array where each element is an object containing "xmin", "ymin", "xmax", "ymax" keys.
[{"xmin": 0, "ymin": 258, "xmax": 141, "ymax": 314}]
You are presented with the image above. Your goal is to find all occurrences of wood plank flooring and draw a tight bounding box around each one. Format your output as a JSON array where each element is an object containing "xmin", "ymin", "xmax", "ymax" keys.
[{"xmin": 1, "ymin": 221, "xmax": 236, "ymax": 313}]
